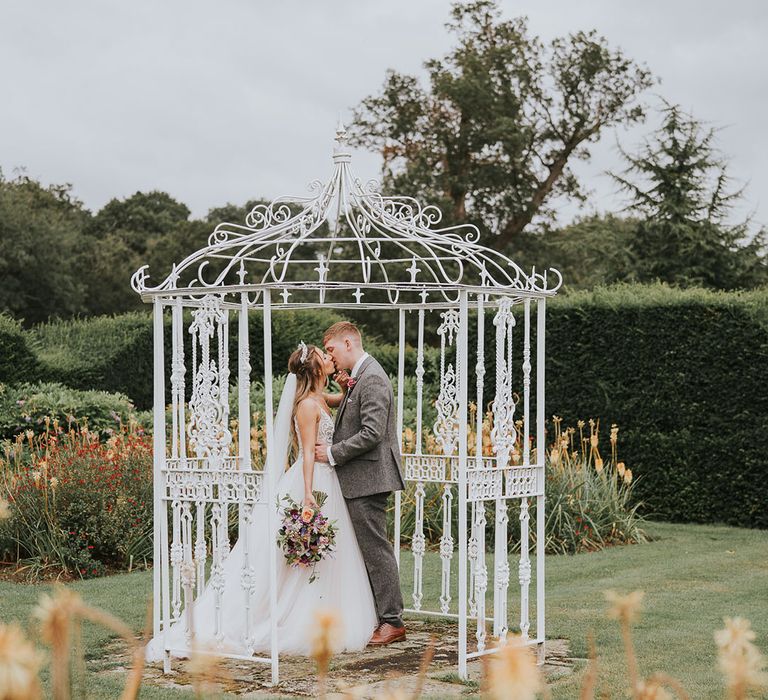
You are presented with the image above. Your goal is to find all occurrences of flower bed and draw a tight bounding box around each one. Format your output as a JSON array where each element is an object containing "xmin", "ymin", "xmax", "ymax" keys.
[
  {"xmin": 0, "ymin": 420, "xmax": 153, "ymax": 579},
  {"xmin": 395, "ymin": 407, "xmax": 647, "ymax": 555}
]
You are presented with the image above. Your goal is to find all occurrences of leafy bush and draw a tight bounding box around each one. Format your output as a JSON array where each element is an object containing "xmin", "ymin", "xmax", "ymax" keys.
[
  {"xmin": 394, "ymin": 408, "xmax": 646, "ymax": 555},
  {"xmin": 0, "ymin": 382, "xmax": 141, "ymax": 440},
  {"xmin": 0, "ymin": 313, "xmax": 38, "ymax": 384},
  {"xmin": 0, "ymin": 425, "xmax": 153, "ymax": 578}
]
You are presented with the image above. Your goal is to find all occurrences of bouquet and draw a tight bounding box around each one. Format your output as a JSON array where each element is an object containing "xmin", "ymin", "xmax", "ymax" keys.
[{"xmin": 276, "ymin": 490, "xmax": 337, "ymax": 583}]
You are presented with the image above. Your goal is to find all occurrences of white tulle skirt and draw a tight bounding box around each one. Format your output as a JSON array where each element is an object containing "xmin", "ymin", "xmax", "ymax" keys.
[{"xmin": 145, "ymin": 460, "xmax": 377, "ymax": 660}]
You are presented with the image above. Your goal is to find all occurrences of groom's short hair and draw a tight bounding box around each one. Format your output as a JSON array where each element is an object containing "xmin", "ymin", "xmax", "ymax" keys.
[{"xmin": 323, "ymin": 321, "xmax": 362, "ymax": 344}]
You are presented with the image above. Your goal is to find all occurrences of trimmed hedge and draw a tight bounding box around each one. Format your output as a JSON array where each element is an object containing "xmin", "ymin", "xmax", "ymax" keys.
[
  {"xmin": 33, "ymin": 313, "xmax": 157, "ymax": 407},
  {"xmin": 24, "ymin": 285, "xmax": 768, "ymax": 528},
  {"xmin": 31, "ymin": 307, "xmax": 440, "ymax": 410},
  {"xmin": 34, "ymin": 310, "xmax": 350, "ymax": 409},
  {"xmin": 0, "ymin": 314, "xmax": 38, "ymax": 384},
  {"xmin": 545, "ymin": 284, "xmax": 768, "ymax": 528}
]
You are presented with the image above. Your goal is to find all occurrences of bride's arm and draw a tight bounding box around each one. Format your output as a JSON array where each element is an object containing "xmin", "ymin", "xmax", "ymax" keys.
[
  {"xmin": 295, "ymin": 400, "xmax": 320, "ymax": 509},
  {"xmin": 324, "ymin": 391, "xmax": 345, "ymax": 408},
  {"xmin": 324, "ymin": 370, "xmax": 350, "ymax": 408}
]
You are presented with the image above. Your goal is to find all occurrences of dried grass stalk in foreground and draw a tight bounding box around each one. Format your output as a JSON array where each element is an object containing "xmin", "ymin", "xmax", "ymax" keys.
[
  {"xmin": 188, "ymin": 643, "xmax": 229, "ymax": 699},
  {"xmin": 578, "ymin": 633, "xmax": 598, "ymax": 700},
  {"xmin": 32, "ymin": 586, "xmax": 145, "ymax": 700},
  {"xmin": 0, "ymin": 622, "xmax": 43, "ymax": 700},
  {"xmin": 715, "ymin": 617, "xmax": 768, "ymax": 699},
  {"xmin": 310, "ymin": 608, "xmax": 342, "ymax": 699},
  {"xmin": 483, "ymin": 634, "xmax": 544, "ymax": 700},
  {"xmin": 605, "ymin": 589, "xmax": 644, "ymax": 695},
  {"xmin": 604, "ymin": 590, "xmax": 694, "ymax": 700}
]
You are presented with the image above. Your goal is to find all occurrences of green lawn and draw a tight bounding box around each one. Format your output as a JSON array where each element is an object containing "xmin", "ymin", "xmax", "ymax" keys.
[{"xmin": 0, "ymin": 521, "xmax": 765, "ymax": 698}]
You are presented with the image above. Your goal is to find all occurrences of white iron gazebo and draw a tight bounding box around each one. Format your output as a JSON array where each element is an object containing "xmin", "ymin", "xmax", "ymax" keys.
[{"xmin": 133, "ymin": 122, "xmax": 561, "ymax": 683}]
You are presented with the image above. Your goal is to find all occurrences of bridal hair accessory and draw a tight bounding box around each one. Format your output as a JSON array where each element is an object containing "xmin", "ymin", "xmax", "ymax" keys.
[{"xmin": 298, "ymin": 340, "xmax": 309, "ymax": 363}]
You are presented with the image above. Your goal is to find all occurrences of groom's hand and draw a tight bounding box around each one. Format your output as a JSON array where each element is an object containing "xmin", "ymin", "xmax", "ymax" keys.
[{"xmin": 314, "ymin": 443, "xmax": 329, "ymax": 462}]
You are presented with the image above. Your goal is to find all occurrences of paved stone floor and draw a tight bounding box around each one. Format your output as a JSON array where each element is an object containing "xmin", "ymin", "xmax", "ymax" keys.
[{"xmin": 98, "ymin": 618, "xmax": 577, "ymax": 698}]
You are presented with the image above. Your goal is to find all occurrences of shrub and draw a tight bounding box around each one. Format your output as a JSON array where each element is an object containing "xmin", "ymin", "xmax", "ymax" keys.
[
  {"xmin": 0, "ymin": 382, "xmax": 141, "ymax": 440},
  {"xmin": 394, "ymin": 407, "xmax": 646, "ymax": 555},
  {"xmin": 33, "ymin": 312, "xmax": 155, "ymax": 405},
  {"xmin": 540, "ymin": 417, "xmax": 646, "ymax": 554},
  {"xmin": 0, "ymin": 313, "xmax": 38, "ymax": 384},
  {"xmin": 32, "ymin": 308, "xmax": 351, "ymax": 409},
  {"xmin": 545, "ymin": 284, "xmax": 768, "ymax": 528},
  {"xmin": 0, "ymin": 425, "xmax": 153, "ymax": 578}
]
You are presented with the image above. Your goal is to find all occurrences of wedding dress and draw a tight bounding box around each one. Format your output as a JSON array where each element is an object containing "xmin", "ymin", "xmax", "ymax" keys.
[{"xmin": 145, "ymin": 377, "xmax": 377, "ymax": 660}]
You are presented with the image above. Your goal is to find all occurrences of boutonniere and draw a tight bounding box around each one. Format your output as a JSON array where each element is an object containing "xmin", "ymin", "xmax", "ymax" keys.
[{"xmin": 346, "ymin": 378, "xmax": 358, "ymax": 392}]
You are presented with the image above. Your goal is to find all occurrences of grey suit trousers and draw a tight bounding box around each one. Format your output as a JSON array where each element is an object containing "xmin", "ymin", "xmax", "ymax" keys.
[{"xmin": 345, "ymin": 492, "xmax": 404, "ymax": 628}]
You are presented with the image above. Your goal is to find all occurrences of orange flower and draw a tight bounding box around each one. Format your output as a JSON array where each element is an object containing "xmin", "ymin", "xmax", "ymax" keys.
[{"xmin": 301, "ymin": 507, "xmax": 314, "ymax": 523}]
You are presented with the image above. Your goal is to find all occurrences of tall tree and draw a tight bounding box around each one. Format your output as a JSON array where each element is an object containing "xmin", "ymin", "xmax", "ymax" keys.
[
  {"xmin": 0, "ymin": 173, "xmax": 89, "ymax": 325},
  {"xmin": 87, "ymin": 190, "xmax": 191, "ymax": 256},
  {"xmin": 611, "ymin": 103, "xmax": 768, "ymax": 289},
  {"xmin": 350, "ymin": 1, "xmax": 654, "ymax": 246},
  {"xmin": 83, "ymin": 191, "xmax": 192, "ymax": 315}
]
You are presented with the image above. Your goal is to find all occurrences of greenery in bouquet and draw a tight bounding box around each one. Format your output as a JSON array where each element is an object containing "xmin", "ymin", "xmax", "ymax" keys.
[{"xmin": 276, "ymin": 490, "xmax": 337, "ymax": 583}]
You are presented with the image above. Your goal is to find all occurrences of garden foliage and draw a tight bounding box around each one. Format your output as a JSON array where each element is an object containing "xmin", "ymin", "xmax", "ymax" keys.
[
  {"xmin": 545, "ymin": 284, "xmax": 768, "ymax": 528},
  {"xmin": 0, "ymin": 382, "xmax": 142, "ymax": 440},
  {"xmin": 0, "ymin": 314, "xmax": 38, "ymax": 384},
  {"xmin": 9, "ymin": 283, "xmax": 768, "ymax": 529},
  {"xmin": 0, "ymin": 424, "xmax": 153, "ymax": 578}
]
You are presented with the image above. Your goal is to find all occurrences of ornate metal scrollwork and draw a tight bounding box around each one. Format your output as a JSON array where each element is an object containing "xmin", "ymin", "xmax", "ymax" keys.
[
  {"xmin": 187, "ymin": 296, "xmax": 232, "ymax": 469},
  {"xmin": 434, "ymin": 309, "xmax": 461, "ymax": 457}
]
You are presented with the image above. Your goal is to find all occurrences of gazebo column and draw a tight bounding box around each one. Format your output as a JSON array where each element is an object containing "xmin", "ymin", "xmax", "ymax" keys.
[
  {"xmin": 470, "ymin": 294, "xmax": 488, "ymax": 652},
  {"xmin": 519, "ymin": 299, "xmax": 533, "ymax": 639},
  {"xmin": 457, "ymin": 291, "xmax": 470, "ymax": 678},
  {"xmin": 152, "ymin": 298, "xmax": 171, "ymax": 673},
  {"xmin": 394, "ymin": 308, "xmax": 406, "ymax": 568},
  {"xmin": 411, "ymin": 307, "xmax": 426, "ymax": 612},
  {"xmin": 262, "ymin": 290, "xmax": 279, "ymax": 685},
  {"xmin": 435, "ymin": 310, "xmax": 459, "ymax": 615},
  {"xmin": 492, "ymin": 299, "xmax": 515, "ymax": 640},
  {"xmin": 536, "ymin": 298, "xmax": 547, "ymax": 660}
]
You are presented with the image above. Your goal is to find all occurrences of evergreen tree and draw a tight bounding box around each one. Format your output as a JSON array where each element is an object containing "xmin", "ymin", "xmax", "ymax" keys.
[{"xmin": 611, "ymin": 103, "xmax": 767, "ymax": 289}]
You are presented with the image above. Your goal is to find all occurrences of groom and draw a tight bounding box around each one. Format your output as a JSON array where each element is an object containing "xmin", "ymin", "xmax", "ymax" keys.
[{"xmin": 314, "ymin": 321, "xmax": 407, "ymax": 646}]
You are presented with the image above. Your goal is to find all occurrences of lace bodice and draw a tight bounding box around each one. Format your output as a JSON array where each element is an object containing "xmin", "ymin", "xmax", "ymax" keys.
[{"xmin": 295, "ymin": 409, "xmax": 334, "ymax": 464}]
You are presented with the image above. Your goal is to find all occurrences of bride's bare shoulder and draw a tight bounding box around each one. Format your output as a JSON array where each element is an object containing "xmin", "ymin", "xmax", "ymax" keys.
[{"xmin": 295, "ymin": 397, "xmax": 321, "ymax": 420}]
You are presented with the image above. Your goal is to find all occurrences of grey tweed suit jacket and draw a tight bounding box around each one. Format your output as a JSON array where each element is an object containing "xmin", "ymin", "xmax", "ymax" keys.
[{"xmin": 331, "ymin": 356, "xmax": 405, "ymax": 499}]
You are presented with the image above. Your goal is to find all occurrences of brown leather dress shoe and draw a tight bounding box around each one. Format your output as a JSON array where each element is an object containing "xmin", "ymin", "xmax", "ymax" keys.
[{"xmin": 368, "ymin": 622, "xmax": 406, "ymax": 646}]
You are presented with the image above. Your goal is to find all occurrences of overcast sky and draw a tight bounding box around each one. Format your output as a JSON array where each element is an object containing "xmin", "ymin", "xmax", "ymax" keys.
[{"xmin": 2, "ymin": 1, "xmax": 766, "ymax": 230}]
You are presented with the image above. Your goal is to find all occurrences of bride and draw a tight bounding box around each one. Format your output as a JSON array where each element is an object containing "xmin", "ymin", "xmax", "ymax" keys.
[{"xmin": 145, "ymin": 342, "xmax": 378, "ymax": 660}]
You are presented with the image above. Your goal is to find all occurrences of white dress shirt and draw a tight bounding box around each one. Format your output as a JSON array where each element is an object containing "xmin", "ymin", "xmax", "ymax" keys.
[{"xmin": 327, "ymin": 352, "xmax": 369, "ymax": 466}]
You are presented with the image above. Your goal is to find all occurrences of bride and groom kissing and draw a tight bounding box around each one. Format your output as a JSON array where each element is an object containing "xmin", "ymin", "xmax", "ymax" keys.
[{"xmin": 147, "ymin": 321, "xmax": 407, "ymax": 660}]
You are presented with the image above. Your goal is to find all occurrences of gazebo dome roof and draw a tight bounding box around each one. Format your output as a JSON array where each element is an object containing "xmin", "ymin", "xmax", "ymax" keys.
[{"xmin": 132, "ymin": 121, "xmax": 561, "ymax": 308}]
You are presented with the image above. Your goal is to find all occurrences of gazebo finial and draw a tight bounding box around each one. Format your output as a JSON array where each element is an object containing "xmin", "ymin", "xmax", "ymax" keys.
[
  {"xmin": 335, "ymin": 114, "xmax": 347, "ymax": 141},
  {"xmin": 333, "ymin": 114, "xmax": 351, "ymax": 163}
]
